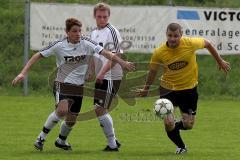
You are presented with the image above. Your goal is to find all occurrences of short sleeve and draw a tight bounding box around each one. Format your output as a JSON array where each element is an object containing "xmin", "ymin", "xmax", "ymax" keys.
[
  {"xmin": 149, "ymin": 48, "xmax": 161, "ymax": 70},
  {"xmin": 83, "ymin": 37, "xmax": 104, "ymax": 54},
  {"xmin": 190, "ymin": 37, "xmax": 205, "ymax": 50},
  {"xmin": 39, "ymin": 40, "xmax": 60, "ymax": 57}
]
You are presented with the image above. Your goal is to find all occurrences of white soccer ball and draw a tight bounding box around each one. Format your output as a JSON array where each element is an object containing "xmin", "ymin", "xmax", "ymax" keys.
[{"xmin": 154, "ymin": 98, "xmax": 174, "ymax": 117}]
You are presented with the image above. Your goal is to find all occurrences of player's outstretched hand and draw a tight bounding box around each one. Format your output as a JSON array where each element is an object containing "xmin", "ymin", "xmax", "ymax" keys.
[
  {"xmin": 135, "ymin": 88, "xmax": 148, "ymax": 97},
  {"xmin": 124, "ymin": 61, "xmax": 136, "ymax": 71},
  {"xmin": 218, "ymin": 59, "xmax": 231, "ymax": 74},
  {"xmin": 12, "ymin": 73, "xmax": 25, "ymax": 86}
]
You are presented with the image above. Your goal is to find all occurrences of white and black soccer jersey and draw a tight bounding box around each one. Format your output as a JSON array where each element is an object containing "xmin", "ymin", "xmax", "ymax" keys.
[
  {"xmin": 91, "ymin": 23, "xmax": 123, "ymax": 80},
  {"xmin": 40, "ymin": 36, "xmax": 103, "ymax": 85}
]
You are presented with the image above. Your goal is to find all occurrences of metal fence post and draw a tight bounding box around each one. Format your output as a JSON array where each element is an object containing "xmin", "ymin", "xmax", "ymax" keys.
[
  {"xmin": 23, "ymin": 0, "xmax": 30, "ymax": 96},
  {"xmin": 167, "ymin": 0, "xmax": 173, "ymax": 6}
]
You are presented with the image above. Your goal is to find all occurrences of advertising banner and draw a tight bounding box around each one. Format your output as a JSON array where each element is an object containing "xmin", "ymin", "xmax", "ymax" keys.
[{"xmin": 31, "ymin": 3, "xmax": 240, "ymax": 54}]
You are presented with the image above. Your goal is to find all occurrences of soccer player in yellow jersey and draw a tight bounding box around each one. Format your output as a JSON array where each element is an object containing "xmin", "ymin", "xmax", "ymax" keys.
[{"xmin": 137, "ymin": 23, "xmax": 230, "ymax": 154}]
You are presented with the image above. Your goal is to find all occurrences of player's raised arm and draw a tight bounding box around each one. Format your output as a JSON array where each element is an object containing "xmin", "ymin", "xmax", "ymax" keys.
[
  {"xmin": 12, "ymin": 53, "xmax": 43, "ymax": 86},
  {"xmin": 100, "ymin": 49, "xmax": 135, "ymax": 71},
  {"xmin": 204, "ymin": 39, "xmax": 231, "ymax": 74}
]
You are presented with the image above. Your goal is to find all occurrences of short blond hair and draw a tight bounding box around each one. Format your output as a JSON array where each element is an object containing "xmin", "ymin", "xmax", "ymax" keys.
[{"xmin": 93, "ymin": 2, "xmax": 111, "ymax": 16}]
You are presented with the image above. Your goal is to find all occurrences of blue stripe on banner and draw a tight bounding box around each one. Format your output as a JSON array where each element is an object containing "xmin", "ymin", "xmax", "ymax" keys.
[{"xmin": 177, "ymin": 10, "xmax": 200, "ymax": 20}]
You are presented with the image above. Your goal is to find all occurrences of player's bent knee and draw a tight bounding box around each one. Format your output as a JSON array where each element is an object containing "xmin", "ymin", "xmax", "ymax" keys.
[
  {"xmin": 65, "ymin": 113, "xmax": 77, "ymax": 127},
  {"xmin": 65, "ymin": 117, "xmax": 77, "ymax": 127},
  {"xmin": 56, "ymin": 100, "xmax": 69, "ymax": 117},
  {"xmin": 95, "ymin": 106, "xmax": 107, "ymax": 117},
  {"xmin": 164, "ymin": 120, "xmax": 175, "ymax": 131},
  {"xmin": 182, "ymin": 114, "xmax": 195, "ymax": 130},
  {"xmin": 65, "ymin": 120, "xmax": 76, "ymax": 127},
  {"xmin": 183, "ymin": 122, "xmax": 194, "ymax": 130},
  {"xmin": 56, "ymin": 109, "xmax": 68, "ymax": 117}
]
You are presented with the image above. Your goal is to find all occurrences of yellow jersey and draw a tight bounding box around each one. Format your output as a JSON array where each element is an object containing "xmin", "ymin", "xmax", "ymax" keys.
[{"xmin": 150, "ymin": 37, "xmax": 205, "ymax": 91}]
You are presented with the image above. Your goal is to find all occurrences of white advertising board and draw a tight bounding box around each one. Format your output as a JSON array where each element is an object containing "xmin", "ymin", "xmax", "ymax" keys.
[{"xmin": 31, "ymin": 3, "xmax": 240, "ymax": 54}]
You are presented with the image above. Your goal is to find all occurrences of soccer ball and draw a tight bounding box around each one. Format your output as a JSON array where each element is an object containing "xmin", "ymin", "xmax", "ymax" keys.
[{"xmin": 154, "ymin": 98, "xmax": 174, "ymax": 117}]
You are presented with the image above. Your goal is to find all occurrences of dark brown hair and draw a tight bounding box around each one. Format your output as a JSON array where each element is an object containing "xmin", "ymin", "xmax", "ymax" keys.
[
  {"xmin": 65, "ymin": 18, "xmax": 82, "ymax": 31},
  {"xmin": 166, "ymin": 23, "xmax": 182, "ymax": 32}
]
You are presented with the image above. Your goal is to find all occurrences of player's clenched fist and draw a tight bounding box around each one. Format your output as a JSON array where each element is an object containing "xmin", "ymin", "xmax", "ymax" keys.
[{"xmin": 12, "ymin": 73, "xmax": 25, "ymax": 86}]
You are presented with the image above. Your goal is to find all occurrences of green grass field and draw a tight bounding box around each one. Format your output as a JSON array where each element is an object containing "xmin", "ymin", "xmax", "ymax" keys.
[{"xmin": 0, "ymin": 95, "xmax": 239, "ymax": 160}]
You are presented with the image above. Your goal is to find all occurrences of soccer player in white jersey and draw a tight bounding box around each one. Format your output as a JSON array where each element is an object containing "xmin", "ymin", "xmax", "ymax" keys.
[
  {"xmin": 90, "ymin": 3, "xmax": 123, "ymax": 151},
  {"xmin": 12, "ymin": 18, "xmax": 135, "ymax": 151}
]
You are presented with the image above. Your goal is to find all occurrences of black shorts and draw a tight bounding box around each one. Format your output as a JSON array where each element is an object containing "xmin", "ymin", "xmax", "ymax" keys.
[
  {"xmin": 53, "ymin": 81, "xmax": 84, "ymax": 115},
  {"xmin": 94, "ymin": 79, "xmax": 121, "ymax": 108},
  {"xmin": 159, "ymin": 86, "xmax": 198, "ymax": 115}
]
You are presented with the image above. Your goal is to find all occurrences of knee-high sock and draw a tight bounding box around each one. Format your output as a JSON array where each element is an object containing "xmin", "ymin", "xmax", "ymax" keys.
[
  {"xmin": 59, "ymin": 121, "xmax": 72, "ymax": 141},
  {"xmin": 98, "ymin": 113, "xmax": 117, "ymax": 148},
  {"xmin": 167, "ymin": 126, "xmax": 185, "ymax": 148},
  {"xmin": 175, "ymin": 121, "xmax": 187, "ymax": 130},
  {"xmin": 38, "ymin": 111, "xmax": 61, "ymax": 140}
]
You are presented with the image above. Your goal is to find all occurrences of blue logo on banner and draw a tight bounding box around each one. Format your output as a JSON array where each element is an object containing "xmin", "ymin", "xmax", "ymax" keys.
[{"xmin": 177, "ymin": 10, "xmax": 200, "ymax": 20}]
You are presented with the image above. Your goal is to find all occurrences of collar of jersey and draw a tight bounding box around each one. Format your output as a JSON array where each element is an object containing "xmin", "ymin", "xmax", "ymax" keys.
[{"xmin": 97, "ymin": 23, "xmax": 110, "ymax": 30}]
